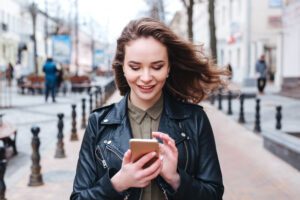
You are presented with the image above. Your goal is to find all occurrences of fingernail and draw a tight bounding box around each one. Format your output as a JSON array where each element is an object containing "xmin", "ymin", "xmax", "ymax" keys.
[
  {"xmin": 152, "ymin": 152, "xmax": 156, "ymax": 156},
  {"xmin": 160, "ymin": 156, "xmax": 164, "ymax": 161}
]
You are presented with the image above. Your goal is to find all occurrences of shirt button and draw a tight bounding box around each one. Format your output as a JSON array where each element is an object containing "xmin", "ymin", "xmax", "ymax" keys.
[
  {"xmin": 103, "ymin": 119, "xmax": 108, "ymax": 123},
  {"xmin": 107, "ymin": 140, "xmax": 112, "ymax": 144},
  {"xmin": 181, "ymin": 132, "xmax": 186, "ymax": 137}
]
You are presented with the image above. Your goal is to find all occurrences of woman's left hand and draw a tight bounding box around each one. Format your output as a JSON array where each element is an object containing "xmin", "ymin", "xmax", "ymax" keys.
[{"xmin": 152, "ymin": 132, "xmax": 180, "ymax": 190}]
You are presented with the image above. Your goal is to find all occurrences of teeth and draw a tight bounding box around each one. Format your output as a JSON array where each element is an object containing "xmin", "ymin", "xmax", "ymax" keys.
[{"xmin": 140, "ymin": 86, "xmax": 153, "ymax": 89}]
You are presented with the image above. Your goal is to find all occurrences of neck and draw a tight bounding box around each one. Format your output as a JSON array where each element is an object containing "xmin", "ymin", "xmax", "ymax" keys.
[{"xmin": 129, "ymin": 92, "xmax": 162, "ymax": 111}]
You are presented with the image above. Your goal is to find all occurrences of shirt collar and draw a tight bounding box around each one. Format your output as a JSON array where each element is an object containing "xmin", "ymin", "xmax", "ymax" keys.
[{"xmin": 127, "ymin": 94, "xmax": 164, "ymax": 124}]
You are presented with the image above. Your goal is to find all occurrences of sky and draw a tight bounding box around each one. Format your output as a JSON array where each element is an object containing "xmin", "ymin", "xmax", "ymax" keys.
[{"xmin": 36, "ymin": 0, "xmax": 183, "ymax": 43}]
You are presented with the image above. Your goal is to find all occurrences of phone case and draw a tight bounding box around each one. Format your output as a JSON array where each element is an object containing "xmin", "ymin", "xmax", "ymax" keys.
[{"xmin": 130, "ymin": 139, "xmax": 159, "ymax": 168}]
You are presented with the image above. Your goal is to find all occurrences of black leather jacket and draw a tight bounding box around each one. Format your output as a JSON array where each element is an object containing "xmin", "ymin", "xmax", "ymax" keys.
[{"xmin": 71, "ymin": 92, "xmax": 224, "ymax": 200}]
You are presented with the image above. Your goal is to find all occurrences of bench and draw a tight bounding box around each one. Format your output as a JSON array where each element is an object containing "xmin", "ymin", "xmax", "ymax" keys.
[
  {"xmin": 70, "ymin": 75, "xmax": 91, "ymax": 93},
  {"xmin": 0, "ymin": 121, "xmax": 17, "ymax": 158},
  {"xmin": 18, "ymin": 75, "xmax": 45, "ymax": 94}
]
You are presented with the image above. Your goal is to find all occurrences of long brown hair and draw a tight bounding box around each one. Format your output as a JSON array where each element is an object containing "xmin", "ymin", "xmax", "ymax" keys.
[{"xmin": 112, "ymin": 17, "xmax": 228, "ymax": 103}]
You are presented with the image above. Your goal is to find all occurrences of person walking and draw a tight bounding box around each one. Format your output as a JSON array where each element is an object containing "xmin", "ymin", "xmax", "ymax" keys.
[
  {"xmin": 5, "ymin": 62, "xmax": 14, "ymax": 87},
  {"xmin": 71, "ymin": 17, "xmax": 228, "ymax": 200},
  {"xmin": 255, "ymin": 54, "xmax": 268, "ymax": 94},
  {"xmin": 43, "ymin": 57, "xmax": 57, "ymax": 102}
]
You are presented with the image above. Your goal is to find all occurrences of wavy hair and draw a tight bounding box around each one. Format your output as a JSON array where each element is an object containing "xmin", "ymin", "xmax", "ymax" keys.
[{"xmin": 112, "ymin": 17, "xmax": 229, "ymax": 103}]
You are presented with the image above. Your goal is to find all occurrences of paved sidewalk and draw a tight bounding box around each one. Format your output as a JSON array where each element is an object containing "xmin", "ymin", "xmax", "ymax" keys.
[
  {"xmin": 5, "ymin": 91, "xmax": 122, "ymax": 200},
  {"xmin": 4, "ymin": 90, "xmax": 300, "ymax": 199},
  {"xmin": 204, "ymin": 103, "xmax": 300, "ymax": 200}
]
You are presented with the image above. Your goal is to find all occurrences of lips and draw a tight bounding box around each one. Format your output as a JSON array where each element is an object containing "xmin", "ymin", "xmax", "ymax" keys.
[{"xmin": 138, "ymin": 85, "xmax": 155, "ymax": 93}]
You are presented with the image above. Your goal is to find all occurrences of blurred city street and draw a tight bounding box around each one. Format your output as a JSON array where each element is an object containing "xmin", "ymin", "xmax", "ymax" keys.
[
  {"xmin": 0, "ymin": 0, "xmax": 300, "ymax": 199},
  {"xmin": 0, "ymin": 82, "xmax": 299, "ymax": 200}
]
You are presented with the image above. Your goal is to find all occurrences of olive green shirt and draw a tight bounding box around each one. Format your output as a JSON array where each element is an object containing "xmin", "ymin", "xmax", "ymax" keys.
[{"xmin": 127, "ymin": 95, "xmax": 165, "ymax": 200}]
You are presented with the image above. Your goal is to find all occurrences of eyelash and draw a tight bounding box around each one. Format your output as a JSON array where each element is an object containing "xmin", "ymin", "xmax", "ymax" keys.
[
  {"xmin": 129, "ymin": 65, "xmax": 164, "ymax": 71},
  {"xmin": 129, "ymin": 65, "xmax": 140, "ymax": 71}
]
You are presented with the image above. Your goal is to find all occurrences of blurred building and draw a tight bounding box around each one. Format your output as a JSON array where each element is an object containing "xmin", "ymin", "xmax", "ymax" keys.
[
  {"xmin": 169, "ymin": 10, "xmax": 188, "ymax": 40},
  {"xmin": 0, "ymin": 0, "xmax": 22, "ymax": 71},
  {"xmin": 169, "ymin": 0, "xmax": 284, "ymax": 85},
  {"xmin": 193, "ymin": 0, "xmax": 283, "ymax": 84},
  {"xmin": 279, "ymin": 0, "xmax": 300, "ymax": 96}
]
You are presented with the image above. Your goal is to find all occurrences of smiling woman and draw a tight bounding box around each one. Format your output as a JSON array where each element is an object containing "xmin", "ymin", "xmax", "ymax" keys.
[
  {"xmin": 123, "ymin": 37, "xmax": 170, "ymax": 110},
  {"xmin": 71, "ymin": 17, "xmax": 229, "ymax": 200}
]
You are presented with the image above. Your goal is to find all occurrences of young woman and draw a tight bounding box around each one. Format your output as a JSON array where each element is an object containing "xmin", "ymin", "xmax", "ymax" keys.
[{"xmin": 71, "ymin": 17, "xmax": 228, "ymax": 200}]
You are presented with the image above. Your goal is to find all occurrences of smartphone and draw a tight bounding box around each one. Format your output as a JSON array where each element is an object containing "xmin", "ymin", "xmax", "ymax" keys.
[{"xmin": 129, "ymin": 138, "xmax": 159, "ymax": 168}]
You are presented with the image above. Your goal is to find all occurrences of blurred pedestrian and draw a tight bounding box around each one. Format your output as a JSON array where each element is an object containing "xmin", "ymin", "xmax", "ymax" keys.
[
  {"xmin": 255, "ymin": 54, "xmax": 268, "ymax": 94},
  {"xmin": 227, "ymin": 63, "xmax": 233, "ymax": 80},
  {"xmin": 43, "ymin": 57, "xmax": 57, "ymax": 102},
  {"xmin": 5, "ymin": 62, "xmax": 14, "ymax": 87},
  {"xmin": 56, "ymin": 62, "xmax": 63, "ymax": 93},
  {"xmin": 71, "ymin": 17, "xmax": 227, "ymax": 200}
]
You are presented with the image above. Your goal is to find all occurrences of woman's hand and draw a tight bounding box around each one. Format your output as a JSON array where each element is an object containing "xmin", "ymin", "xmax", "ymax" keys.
[
  {"xmin": 152, "ymin": 132, "xmax": 181, "ymax": 191},
  {"xmin": 111, "ymin": 149, "xmax": 163, "ymax": 192}
]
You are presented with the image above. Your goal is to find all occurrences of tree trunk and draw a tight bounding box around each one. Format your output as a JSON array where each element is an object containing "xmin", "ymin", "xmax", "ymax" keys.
[
  {"xmin": 187, "ymin": 0, "xmax": 194, "ymax": 42},
  {"xmin": 208, "ymin": 0, "xmax": 217, "ymax": 62},
  {"xmin": 181, "ymin": 0, "xmax": 194, "ymax": 42}
]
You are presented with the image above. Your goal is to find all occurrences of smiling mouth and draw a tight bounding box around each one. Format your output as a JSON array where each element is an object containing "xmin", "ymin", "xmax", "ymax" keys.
[
  {"xmin": 138, "ymin": 85, "xmax": 155, "ymax": 92},
  {"xmin": 138, "ymin": 85, "xmax": 155, "ymax": 89}
]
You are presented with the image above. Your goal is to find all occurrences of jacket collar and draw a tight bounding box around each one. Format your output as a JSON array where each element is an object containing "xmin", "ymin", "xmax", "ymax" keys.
[{"xmin": 101, "ymin": 90, "xmax": 191, "ymax": 125}]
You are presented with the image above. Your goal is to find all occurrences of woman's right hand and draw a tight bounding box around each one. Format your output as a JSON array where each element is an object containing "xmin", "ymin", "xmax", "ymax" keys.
[{"xmin": 111, "ymin": 149, "xmax": 163, "ymax": 192}]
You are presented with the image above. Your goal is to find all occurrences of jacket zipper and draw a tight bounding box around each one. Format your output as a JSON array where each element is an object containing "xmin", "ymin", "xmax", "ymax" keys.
[
  {"xmin": 105, "ymin": 143, "xmax": 123, "ymax": 160},
  {"xmin": 105, "ymin": 143, "xmax": 132, "ymax": 200},
  {"xmin": 95, "ymin": 146, "xmax": 108, "ymax": 169},
  {"xmin": 183, "ymin": 140, "xmax": 189, "ymax": 171},
  {"xmin": 158, "ymin": 183, "xmax": 169, "ymax": 200},
  {"xmin": 138, "ymin": 189, "xmax": 143, "ymax": 200}
]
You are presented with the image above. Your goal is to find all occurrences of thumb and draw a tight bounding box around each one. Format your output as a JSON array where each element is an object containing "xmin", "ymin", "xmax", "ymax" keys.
[{"xmin": 122, "ymin": 149, "xmax": 132, "ymax": 165}]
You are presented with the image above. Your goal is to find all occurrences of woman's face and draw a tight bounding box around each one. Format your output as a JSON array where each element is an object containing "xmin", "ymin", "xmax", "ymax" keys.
[{"xmin": 123, "ymin": 37, "xmax": 169, "ymax": 109}]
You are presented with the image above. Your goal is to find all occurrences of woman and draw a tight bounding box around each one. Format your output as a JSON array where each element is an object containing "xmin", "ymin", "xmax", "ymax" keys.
[{"xmin": 71, "ymin": 18, "xmax": 228, "ymax": 200}]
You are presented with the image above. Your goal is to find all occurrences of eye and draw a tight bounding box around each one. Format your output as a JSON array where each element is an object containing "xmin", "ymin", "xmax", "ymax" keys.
[
  {"xmin": 129, "ymin": 65, "xmax": 140, "ymax": 71},
  {"xmin": 152, "ymin": 65, "xmax": 164, "ymax": 70}
]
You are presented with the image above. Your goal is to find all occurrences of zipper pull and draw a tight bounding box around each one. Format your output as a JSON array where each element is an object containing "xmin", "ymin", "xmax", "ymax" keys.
[{"xmin": 102, "ymin": 160, "xmax": 108, "ymax": 169}]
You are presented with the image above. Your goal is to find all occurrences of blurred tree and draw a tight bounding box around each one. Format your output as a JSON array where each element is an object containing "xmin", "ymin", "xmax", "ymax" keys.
[
  {"xmin": 145, "ymin": 0, "xmax": 165, "ymax": 22},
  {"xmin": 208, "ymin": 0, "xmax": 217, "ymax": 62},
  {"xmin": 181, "ymin": 0, "xmax": 194, "ymax": 42}
]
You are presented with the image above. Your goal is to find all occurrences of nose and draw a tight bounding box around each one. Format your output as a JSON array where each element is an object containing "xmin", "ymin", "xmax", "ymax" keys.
[{"xmin": 140, "ymin": 69, "xmax": 152, "ymax": 83}]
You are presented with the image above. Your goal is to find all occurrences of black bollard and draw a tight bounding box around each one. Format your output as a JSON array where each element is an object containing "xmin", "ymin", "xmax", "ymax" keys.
[
  {"xmin": 0, "ymin": 147, "xmax": 6, "ymax": 200},
  {"xmin": 89, "ymin": 93, "xmax": 93, "ymax": 113},
  {"xmin": 227, "ymin": 91, "xmax": 233, "ymax": 115},
  {"xmin": 238, "ymin": 94, "xmax": 245, "ymax": 123},
  {"xmin": 28, "ymin": 126, "xmax": 44, "ymax": 186},
  {"xmin": 254, "ymin": 99, "xmax": 261, "ymax": 133},
  {"xmin": 81, "ymin": 98, "xmax": 86, "ymax": 129},
  {"xmin": 218, "ymin": 93, "xmax": 222, "ymax": 110},
  {"xmin": 209, "ymin": 94, "xmax": 215, "ymax": 105},
  {"xmin": 70, "ymin": 104, "xmax": 78, "ymax": 141},
  {"xmin": 55, "ymin": 113, "xmax": 66, "ymax": 158},
  {"xmin": 276, "ymin": 105, "xmax": 282, "ymax": 130}
]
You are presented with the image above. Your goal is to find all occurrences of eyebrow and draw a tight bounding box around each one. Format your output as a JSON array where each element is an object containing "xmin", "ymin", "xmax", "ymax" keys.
[{"xmin": 128, "ymin": 60, "xmax": 165, "ymax": 65}]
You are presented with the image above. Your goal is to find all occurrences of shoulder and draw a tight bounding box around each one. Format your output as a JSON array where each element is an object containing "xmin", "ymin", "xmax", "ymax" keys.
[
  {"xmin": 91, "ymin": 104, "xmax": 115, "ymax": 119},
  {"xmin": 180, "ymin": 101, "xmax": 206, "ymax": 117}
]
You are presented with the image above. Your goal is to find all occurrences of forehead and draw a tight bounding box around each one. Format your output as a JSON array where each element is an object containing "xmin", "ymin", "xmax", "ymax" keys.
[{"xmin": 124, "ymin": 37, "xmax": 168, "ymax": 62}]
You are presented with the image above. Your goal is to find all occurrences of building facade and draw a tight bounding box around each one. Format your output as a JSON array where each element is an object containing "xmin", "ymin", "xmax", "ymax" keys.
[
  {"xmin": 192, "ymin": 0, "xmax": 283, "ymax": 85},
  {"xmin": 278, "ymin": 0, "xmax": 300, "ymax": 93}
]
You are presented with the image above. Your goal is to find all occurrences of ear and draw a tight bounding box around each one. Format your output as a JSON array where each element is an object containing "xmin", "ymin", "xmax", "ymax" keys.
[{"xmin": 167, "ymin": 65, "xmax": 170, "ymax": 76}]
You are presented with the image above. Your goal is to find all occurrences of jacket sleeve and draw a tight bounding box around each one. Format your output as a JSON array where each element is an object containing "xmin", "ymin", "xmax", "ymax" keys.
[
  {"xmin": 70, "ymin": 113, "xmax": 124, "ymax": 200},
  {"xmin": 167, "ymin": 109, "xmax": 224, "ymax": 200}
]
